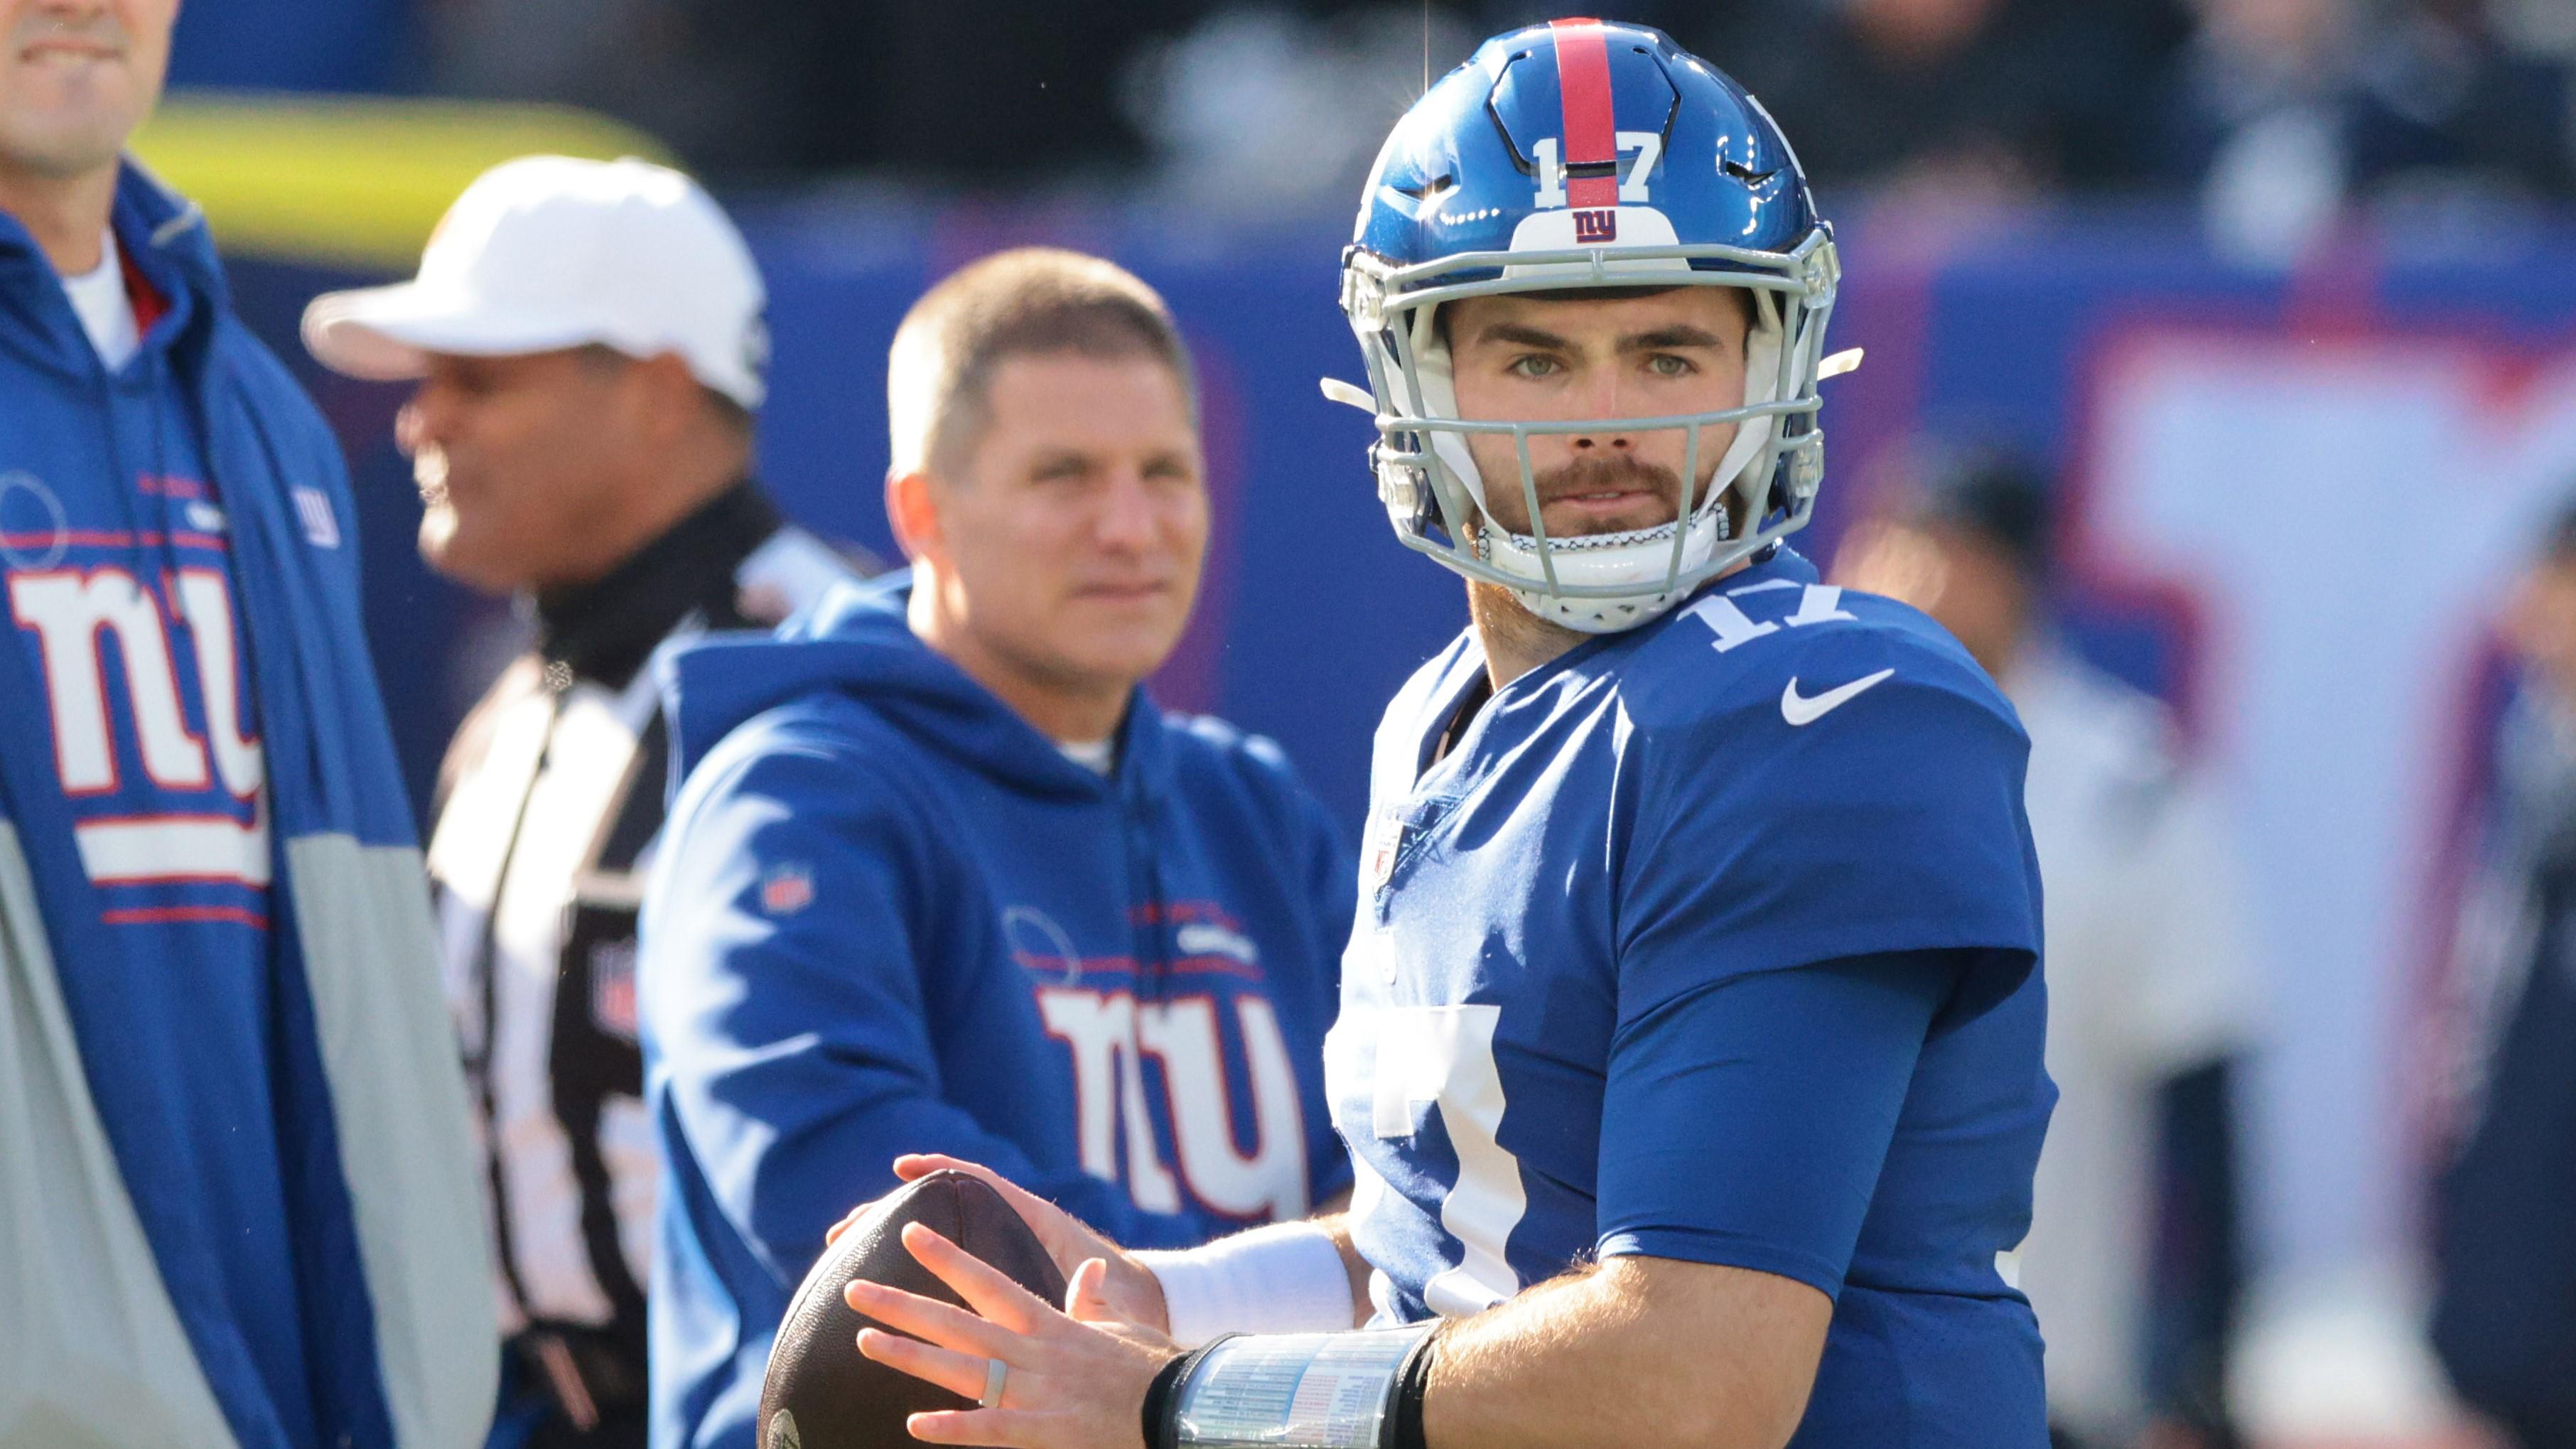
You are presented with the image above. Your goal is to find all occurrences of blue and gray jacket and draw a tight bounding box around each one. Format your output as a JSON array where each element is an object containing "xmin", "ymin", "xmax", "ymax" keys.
[{"xmin": 0, "ymin": 162, "xmax": 495, "ymax": 1448}]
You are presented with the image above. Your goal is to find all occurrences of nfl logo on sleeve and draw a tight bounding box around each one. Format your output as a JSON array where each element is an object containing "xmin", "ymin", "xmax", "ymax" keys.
[
  {"xmin": 292, "ymin": 487, "xmax": 340, "ymax": 548},
  {"xmin": 760, "ymin": 861, "xmax": 815, "ymax": 916}
]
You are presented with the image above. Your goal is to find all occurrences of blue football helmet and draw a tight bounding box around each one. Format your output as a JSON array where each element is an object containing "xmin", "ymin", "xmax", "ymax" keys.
[{"xmin": 1330, "ymin": 18, "xmax": 1853, "ymax": 632}]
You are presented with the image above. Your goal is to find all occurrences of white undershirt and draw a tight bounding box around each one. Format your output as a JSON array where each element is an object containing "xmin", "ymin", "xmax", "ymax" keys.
[
  {"xmin": 61, "ymin": 227, "xmax": 139, "ymax": 372},
  {"xmin": 1057, "ymin": 738, "xmax": 1115, "ymax": 775}
]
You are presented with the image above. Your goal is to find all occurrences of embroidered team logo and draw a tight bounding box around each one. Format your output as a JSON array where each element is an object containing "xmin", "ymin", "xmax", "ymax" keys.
[
  {"xmin": 0, "ymin": 469, "xmax": 68, "ymax": 569},
  {"xmin": 1175, "ymin": 921, "xmax": 1260, "ymax": 967},
  {"xmin": 759, "ymin": 861, "xmax": 815, "ymax": 915},
  {"xmin": 1002, "ymin": 903, "xmax": 1084, "ymax": 982},
  {"xmin": 291, "ymin": 486, "xmax": 340, "ymax": 549}
]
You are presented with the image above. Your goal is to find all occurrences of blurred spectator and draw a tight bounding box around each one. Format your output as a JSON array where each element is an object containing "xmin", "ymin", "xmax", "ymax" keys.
[
  {"xmin": 1835, "ymin": 446, "xmax": 2258, "ymax": 1449},
  {"xmin": 0, "ymin": 0, "xmax": 493, "ymax": 1440},
  {"xmin": 2489, "ymin": 0, "xmax": 2576, "ymax": 60},
  {"xmin": 2427, "ymin": 497, "xmax": 2576, "ymax": 1449},
  {"xmin": 1703, "ymin": 0, "xmax": 2191, "ymax": 200},
  {"xmin": 640, "ymin": 249, "xmax": 1356, "ymax": 1449},
  {"xmin": 1120, "ymin": 5, "xmax": 1478, "ymax": 216},
  {"xmin": 2161, "ymin": 0, "xmax": 2576, "ymax": 261},
  {"xmin": 303, "ymin": 156, "xmax": 866, "ymax": 1448}
]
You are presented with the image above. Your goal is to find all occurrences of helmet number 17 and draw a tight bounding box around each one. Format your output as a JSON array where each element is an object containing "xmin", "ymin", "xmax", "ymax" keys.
[{"xmin": 1531, "ymin": 131, "xmax": 1662, "ymax": 210}]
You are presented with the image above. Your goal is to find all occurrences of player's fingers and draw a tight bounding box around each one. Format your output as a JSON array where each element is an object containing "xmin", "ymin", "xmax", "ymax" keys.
[
  {"xmin": 901, "ymin": 1222, "xmax": 1053, "ymax": 1332},
  {"xmin": 895, "ymin": 1156, "xmax": 1067, "ymax": 1234},
  {"xmin": 1065, "ymin": 1257, "xmax": 1117, "ymax": 1324},
  {"xmin": 824, "ymin": 1205, "xmax": 865, "ymax": 1247},
  {"xmin": 855, "ymin": 1326, "xmax": 990, "ymax": 1404},
  {"xmin": 903, "ymin": 1408, "xmax": 1055, "ymax": 1446},
  {"xmin": 844, "ymin": 1278, "xmax": 1018, "ymax": 1360},
  {"xmin": 892, "ymin": 1153, "xmax": 998, "ymax": 1185}
]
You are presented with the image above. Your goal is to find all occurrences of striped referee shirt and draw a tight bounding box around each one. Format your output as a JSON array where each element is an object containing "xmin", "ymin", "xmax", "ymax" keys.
[{"xmin": 425, "ymin": 482, "xmax": 860, "ymax": 1428}]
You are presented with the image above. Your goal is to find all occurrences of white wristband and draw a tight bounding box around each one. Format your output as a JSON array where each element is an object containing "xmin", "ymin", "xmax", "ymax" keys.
[{"xmin": 1138, "ymin": 1221, "xmax": 1357, "ymax": 1347}]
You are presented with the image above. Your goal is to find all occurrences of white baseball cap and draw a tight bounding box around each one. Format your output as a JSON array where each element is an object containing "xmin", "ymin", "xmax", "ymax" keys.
[{"xmin": 303, "ymin": 155, "xmax": 769, "ymax": 409}]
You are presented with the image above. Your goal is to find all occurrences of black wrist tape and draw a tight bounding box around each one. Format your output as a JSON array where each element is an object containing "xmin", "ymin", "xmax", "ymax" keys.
[
  {"xmin": 1389, "ymin": 1327, "xmax": 1439, "ymax": 1449},
  {"xmin": 1143, "ymin": 1338, "xmax": 1228, "ymax": 1449}
]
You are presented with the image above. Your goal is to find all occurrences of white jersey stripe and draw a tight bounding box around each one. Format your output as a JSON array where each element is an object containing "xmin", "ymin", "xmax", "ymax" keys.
[{"xmin": 76, "ymin": 812, "xmax": 269, "ymax": 886}]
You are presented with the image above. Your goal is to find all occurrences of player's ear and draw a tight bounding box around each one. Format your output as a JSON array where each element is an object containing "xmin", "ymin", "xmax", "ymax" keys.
[{"xmin": 885, "ymin": 468, "xmax": 943, "ymax": 566}]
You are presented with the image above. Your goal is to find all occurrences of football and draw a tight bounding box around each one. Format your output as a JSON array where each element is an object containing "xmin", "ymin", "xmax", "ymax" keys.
[{"xmin": 758, "ymin": 1170, "xmax": 1067, "ymax": 1449}]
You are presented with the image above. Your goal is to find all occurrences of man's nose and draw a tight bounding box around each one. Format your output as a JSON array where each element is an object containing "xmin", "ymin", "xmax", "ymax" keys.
[
  {"xmin": 392, "ymin": 392, "xmax": 443, "ymax": 458},
  {"xmin": 1565, "ymin": 367, "xmax": 1634, "ymax": 452},
  {"xmin": 1093, "ymin": 470, "xmax": 1158, "ymax": 549},
  {"xmin": 396, "ymin": 383, "xmax": 457, "ymax": 459}
]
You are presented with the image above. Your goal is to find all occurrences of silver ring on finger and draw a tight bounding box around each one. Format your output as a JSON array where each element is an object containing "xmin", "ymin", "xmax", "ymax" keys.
[{"xmin": 979, "ymin": 1356, "xmax": 1008, "ymax": 1408}]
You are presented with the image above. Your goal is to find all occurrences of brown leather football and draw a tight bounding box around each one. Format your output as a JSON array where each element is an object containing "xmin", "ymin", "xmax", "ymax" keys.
[{"xmin": 758, "ymin": 1170, "xmax": 1067, "ymax": 1449}]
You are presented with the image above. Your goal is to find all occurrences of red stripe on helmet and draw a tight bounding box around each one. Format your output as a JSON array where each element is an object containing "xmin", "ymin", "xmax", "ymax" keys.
[{"xmin": 1549, "ymin": 18, "xmax": 1621, "ymax": 210}]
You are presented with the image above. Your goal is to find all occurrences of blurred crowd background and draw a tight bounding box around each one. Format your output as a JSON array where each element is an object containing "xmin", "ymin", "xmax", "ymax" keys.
[
  {"xmin": 133, "ymin": 1, "xmax": 2576, "ymax": 1446},
  {"xmin": 179, "ymin": 0, "xmax": 2576, "ymax": 257}
]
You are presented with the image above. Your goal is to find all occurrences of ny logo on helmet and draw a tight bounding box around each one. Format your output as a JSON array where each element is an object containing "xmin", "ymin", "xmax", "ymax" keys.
[{"xmin": 1572, "ymin": 209, "xmax": 1617, "ymax": 244}]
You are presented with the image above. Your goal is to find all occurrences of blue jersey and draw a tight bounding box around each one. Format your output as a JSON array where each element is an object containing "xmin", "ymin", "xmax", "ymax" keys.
[
  {"xmin": 645, "ymin": 576, "xmax": 1356, "ymax": 1449},
  {"xmin": 1327, "ymin": 547, "xmax": 2054, "ymax": 1446}
]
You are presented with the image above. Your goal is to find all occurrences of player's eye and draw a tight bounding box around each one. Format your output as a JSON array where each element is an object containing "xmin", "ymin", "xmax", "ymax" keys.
[
  {"xmin": 1645, "ymin": 353, "xmax": 1696, "ymax": 378},
  {"xmin": 1508, "ymin": 354, "xmax": 1563, "ymax": 379}
]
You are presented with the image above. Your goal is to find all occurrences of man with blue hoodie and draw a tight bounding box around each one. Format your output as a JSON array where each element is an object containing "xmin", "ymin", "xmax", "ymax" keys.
[
  {"xmin": 640, "ymin": 247, "xmax": 1356, "ymax": 1449},
  {"xmin": 0, "ymin": 1, "xmax": 495, "ymax": 1446}
]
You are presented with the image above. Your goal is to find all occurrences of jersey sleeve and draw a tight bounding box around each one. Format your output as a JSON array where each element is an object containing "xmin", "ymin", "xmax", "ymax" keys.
[
  {"xmin": 1594, "ymin": 949, "xmax": 1980, "ymax": 1297},
  {"xmin": 1615, "ymin": 661, "xmax": 2042, "ymax": 1022}
]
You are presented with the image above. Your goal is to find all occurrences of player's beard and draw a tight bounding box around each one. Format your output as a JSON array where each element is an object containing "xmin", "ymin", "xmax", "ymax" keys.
[{"xmin": 1464, "ymin": 448, "xmax": 1735, "ymax": 665}]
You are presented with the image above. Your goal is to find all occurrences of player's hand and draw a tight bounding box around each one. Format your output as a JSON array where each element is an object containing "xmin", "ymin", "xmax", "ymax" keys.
[
  {"xmin": 846, "ymin": 1220, "xmax": 1173, "ymax": 1448},
  {"xmin": 875, "ymin": 1153, "xmax": 1171, "ymax": 1335}
]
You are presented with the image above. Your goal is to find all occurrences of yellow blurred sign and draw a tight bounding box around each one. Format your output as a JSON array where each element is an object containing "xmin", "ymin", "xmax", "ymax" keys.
[{"xmin": 130, "ymin": 92, "xmax": 676, "ymax": 274}]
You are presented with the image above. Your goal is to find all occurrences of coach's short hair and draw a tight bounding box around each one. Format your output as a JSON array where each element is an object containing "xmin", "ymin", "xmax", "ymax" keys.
[{"xmin": 886, "ymin": 247, "xmax": 1195, "ymax": 478}]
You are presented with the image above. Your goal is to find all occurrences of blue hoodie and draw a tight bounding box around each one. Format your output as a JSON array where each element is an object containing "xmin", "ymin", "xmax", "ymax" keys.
[
  {"xmin": 642, "ymin": 574, "xmax": 1357, "ymax": 1449},
  {"xmin": 0, "ymin": 166, "xmax": 492, "ymax": 1446}
]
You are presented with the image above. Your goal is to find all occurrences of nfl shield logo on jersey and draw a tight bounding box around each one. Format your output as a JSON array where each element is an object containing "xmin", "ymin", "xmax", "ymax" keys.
[
  {"xmin": 759, "ymin": 861, "xmax": 815, "ymax": 916},
  {"xmin": 589, "ymin": 938, "xmax": 640, "ymax": 1043},
  {"xmin": 1362, "ymin": 805, "xmax": 1406, "ymax": 890}
]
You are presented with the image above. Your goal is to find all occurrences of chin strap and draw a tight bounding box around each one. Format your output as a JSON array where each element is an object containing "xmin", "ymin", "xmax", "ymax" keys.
[{"xmin": 1144, "ymin": 1323, "xmax": 1440, "ymax": 1449}]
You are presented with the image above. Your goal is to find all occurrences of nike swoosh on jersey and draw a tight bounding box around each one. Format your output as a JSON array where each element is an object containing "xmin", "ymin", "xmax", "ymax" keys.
[{"xmin": 1781, "ymin": 668, "xmax": 1896, "ymax": 726}]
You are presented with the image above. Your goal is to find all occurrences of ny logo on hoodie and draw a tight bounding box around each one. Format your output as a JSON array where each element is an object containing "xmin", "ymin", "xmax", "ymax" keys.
[{"xmin": 9, "ymin": 564, "xmax": 269, "ymax": 888}]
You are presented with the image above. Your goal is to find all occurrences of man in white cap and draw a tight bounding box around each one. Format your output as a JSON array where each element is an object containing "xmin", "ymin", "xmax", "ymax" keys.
[{"xmin": 305, "ymin": 154, "xmax": 862, "ymax": 1449}]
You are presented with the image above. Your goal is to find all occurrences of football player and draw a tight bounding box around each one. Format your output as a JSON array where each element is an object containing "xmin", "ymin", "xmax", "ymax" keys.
[{"xmin": 828, "ymin": 19, "xmax": 2054, "ymax": 1449}]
